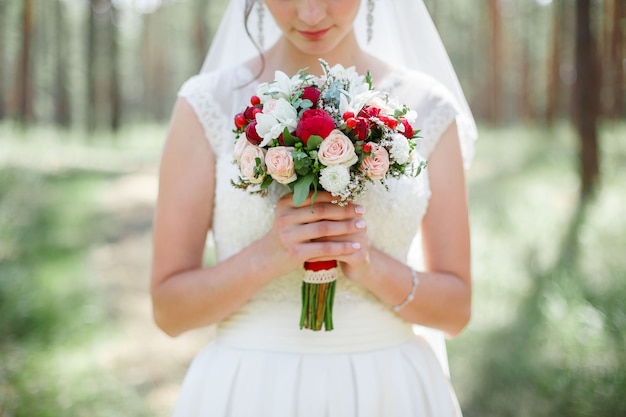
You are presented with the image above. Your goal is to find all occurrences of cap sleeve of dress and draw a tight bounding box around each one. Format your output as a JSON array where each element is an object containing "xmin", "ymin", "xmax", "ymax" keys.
[
  {"xmin": 177, "ymin": 72, "xmax": 230, "ymax": 155},
  {"xmin": 414, "ymin": 79, "xmax": 476, "ymax": 170}
]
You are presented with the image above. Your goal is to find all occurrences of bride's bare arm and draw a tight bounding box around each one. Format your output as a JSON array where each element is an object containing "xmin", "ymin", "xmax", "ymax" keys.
[
  {"xmin": 342, "ymin": 122, "xmax": 471, "ymax": 338},
  {"xmin": 151, "ymin": 98, "xmax": 270, "ymax": 337},
  {"xmin": 151, "ymin": 99, "xmax": 364, "ymax": 337}
]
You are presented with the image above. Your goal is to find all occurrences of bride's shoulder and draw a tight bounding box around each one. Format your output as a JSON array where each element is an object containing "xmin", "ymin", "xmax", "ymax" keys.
[
  {"xmin": 178, "ymin": 64, "xmax": 254, "ymax": 100},
  {"xmin": 380, "ymin": 67, "xmax": 457, "ymax": 123},
  {"xmin": 386, "ymin": 67, "xmax": 455, "ymax": 105}
]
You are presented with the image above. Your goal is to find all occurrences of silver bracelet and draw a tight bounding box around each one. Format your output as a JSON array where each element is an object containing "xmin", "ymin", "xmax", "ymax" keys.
[{"xmin": 391, "ymin": 268, "xmax": 420, "ymax": 313}]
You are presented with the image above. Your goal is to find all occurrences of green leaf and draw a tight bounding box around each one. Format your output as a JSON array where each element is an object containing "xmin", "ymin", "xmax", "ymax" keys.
[
  {"xmin": 260, "ymin": 175, "xmax": 273, "ymax": 189},
  {"xmin": 282, "ymin": 127, "xmax": 298, "ymax": 146},
  {"xmin": 293, "ymin": 174, "xmax": 315, "ymax": 207},
  {"xmin": 293, "ymin": 149, "xmax": 312, "ymax": 175},
  {"xmin": 365, "ymin": 70, "xmax": 373, "ymax": 90},
  {"xmin": 306, "ymin": 135, "xmax": 323, "ymax": 151},
  {"xmin": 253, "ymin": 157, "xmax": 265, "ymax": 178},
  {"xmin": 300, "ymin": 99, "xmax": 313, "ymax": 110}
]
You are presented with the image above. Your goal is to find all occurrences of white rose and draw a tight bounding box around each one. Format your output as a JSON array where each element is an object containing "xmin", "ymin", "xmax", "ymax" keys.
[
  {"xmin": 239, "ymin": 145, "xmax": 266, "ymax": 184},
  {"xmin": 349, "ymin": 90, "xmax": 383, "ymax": 116},
  {"xmin": 404, "ymin": 109, "xmax": 418, "ymax": 124},
  {"xmin": 318, "ymin": 129, "xmax": 358, "ymax": 167},
  {"xmin": 368, "ymin": 96, "xmax": 394, "ymax": 115}
]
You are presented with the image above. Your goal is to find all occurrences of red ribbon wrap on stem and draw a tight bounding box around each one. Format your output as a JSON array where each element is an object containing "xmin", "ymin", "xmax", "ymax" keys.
[{"xmin": 300, "ymin": 260, "xmax": 338, "ymax": 331}]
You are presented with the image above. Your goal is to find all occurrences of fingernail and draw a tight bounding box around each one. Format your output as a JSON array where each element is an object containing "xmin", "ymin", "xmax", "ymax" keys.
[
  {"xmin": 355, "ymin": 205, "xmax": 365, "ymax": 214},
  {"xmin": 352, "ymin": 242, "xmax": 361, "ymax": 250},
  {"xmin": 355, "ymin": 219, "xmax": 366, "ymax": 229}
]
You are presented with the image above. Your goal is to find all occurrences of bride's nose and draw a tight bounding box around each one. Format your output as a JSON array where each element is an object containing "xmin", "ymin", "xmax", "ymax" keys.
[{"xmin": 297, "ymin": 0, "xmax": 326, "ymax": 26}]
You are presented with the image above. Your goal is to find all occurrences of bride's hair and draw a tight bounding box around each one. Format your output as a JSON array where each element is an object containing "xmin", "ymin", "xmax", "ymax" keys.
[{"xmin": 243, "ymin": 0, "xmax": 266, "ymax": 82}]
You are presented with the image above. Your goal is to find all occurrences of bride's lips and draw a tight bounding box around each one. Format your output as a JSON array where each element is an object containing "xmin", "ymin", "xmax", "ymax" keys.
[{"xmin": 297, "ymin": 28, "xmax": 331, "ymax": 40}]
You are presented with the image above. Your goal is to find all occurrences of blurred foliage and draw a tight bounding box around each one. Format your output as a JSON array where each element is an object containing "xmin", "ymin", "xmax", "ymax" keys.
[
  {"xmin": 449, "ymin": 122, "xmax": 626, "ymax": 417},
  {"xmin": 1, "ymin": 0, "xmax": 623, "ymax": 128},
  {"xmin": 0, "ymin": 121, "xmax": 624, "ymax": 415},
  {"xmin": 0, "ymin": 156, "xmax": 153, "ymax": 416}
]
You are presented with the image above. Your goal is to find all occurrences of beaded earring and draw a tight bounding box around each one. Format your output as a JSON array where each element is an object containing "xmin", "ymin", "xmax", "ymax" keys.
[
  {"xmin": 257, "ymin": 0, "xmax": 265, "ymax": 50},
  {"xmin": 367, "ymin": 0, "xmax": 375, "ymax": 44}
]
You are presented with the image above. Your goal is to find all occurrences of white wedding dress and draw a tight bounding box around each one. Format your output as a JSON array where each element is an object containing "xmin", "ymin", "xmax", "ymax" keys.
[{"xmin": 172, "ymin": 64, "xmax": 468, "ymax": 417}]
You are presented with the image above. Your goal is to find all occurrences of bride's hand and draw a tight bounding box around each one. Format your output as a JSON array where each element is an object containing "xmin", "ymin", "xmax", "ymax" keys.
[{"xmin": 261, "ymin": 192, "xmax": 365, "ymax": 277}]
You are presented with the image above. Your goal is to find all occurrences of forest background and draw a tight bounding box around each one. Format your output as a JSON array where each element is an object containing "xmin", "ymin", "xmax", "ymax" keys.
[{"xmin": 1, "ymin": 0, "xmax": 625, "ymax": 416}]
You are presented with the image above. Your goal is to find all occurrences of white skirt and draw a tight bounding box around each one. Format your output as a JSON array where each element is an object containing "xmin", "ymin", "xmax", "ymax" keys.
[{"xmin": 171, "ymin": 298, "xmax": 462, "ymax": 417}]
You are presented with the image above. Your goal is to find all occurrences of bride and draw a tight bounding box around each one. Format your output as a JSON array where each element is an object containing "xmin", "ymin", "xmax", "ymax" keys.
[{"xmin": 150, "ymin": 0, "xmax": 477, "ymax": 415}]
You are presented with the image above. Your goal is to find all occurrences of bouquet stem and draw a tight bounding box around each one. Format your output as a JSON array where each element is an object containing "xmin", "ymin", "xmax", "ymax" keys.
[{"xmin": 300, "ymin": 260, "xmax": 338, "ymax": 331}]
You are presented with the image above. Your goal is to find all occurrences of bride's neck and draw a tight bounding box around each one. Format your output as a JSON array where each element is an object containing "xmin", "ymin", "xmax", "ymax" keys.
[{"xmin": 252, "ymin": 33, "xmax": 387, "ymax": 83}]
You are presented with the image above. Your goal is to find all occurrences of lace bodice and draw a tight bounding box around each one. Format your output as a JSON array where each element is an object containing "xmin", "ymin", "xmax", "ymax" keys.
[{"xmin": 178, "ymin": 64, "xmax": 467, "ymax": 313}]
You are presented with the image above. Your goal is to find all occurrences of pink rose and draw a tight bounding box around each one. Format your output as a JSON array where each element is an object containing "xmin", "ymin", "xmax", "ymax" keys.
[
  {"xmin": 295, "ymin": 109, "xmax": 335, "ymax": 145},
  {"xmin": 360, "ymin": 143, "xmax": 390, "ymax": 180},
  {"xmin": 239, "ymin": 145, "xmax": 266, "ymax": 184},
  {"xmin": 266, "ymin": 147, "xmax": 297, "ymax": 185},
  {"xmin": 233, "ymin": 136, "xmax": 251, "ymax": 163},
  {"xmin": 318, "ymin": 129, "xmax": 358, "ymax": 167}
]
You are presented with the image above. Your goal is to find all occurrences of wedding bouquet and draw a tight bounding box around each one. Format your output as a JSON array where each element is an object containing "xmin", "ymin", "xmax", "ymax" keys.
[{"xmin": 232, "ymin": 60, "xmax": 425, "ymax": 331}]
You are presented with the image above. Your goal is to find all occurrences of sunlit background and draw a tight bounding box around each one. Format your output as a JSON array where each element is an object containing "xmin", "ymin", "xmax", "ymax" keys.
[{"xmin": 1, "ymin": 0, "xmax": 624, "ymax": 416}]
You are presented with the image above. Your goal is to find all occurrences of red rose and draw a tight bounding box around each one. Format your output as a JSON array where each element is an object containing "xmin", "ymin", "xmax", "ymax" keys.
[
  {"xmin": 295, "ymin": 109, "xmax": 335, "ymax": 144},
  {"xmin": 301, "ymin": 86, "xmax": 321, "ymax": 107},
  {"xmin": 379, "ymin": 115, "xmax": 399, "ymax": 130},
  {"xmin": 245, "ymin": 120, "xmax": 263, "ymax": 145},
  {"xmin": 351, "ymin": 117, "xmax": 370, "ymax": 141},
  {"xmin": 357, "ymin": 105, "xmax": 381, "ymax": 119},
  {"xmin": 400, "ymin": 117, "xmax": 415, "ymax": 139}
]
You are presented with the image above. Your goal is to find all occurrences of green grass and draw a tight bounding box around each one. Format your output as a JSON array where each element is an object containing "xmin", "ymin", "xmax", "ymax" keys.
[
  {"xmin": 448, "ymin": 122, "xmax": 626, "ymax": 417},
  {"xmin": 1, "ymin": 121, "xmax": 624, "ymax": 416},
  {"xmin": 0, "ymin": 124, "xmax": 162, "ymax": 416}
]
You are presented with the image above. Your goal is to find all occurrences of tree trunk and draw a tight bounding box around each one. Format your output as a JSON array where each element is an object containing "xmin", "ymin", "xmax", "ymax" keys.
[
  {"xmin": 87, "ymin": 0, "xmax": 97, "ymax": 132},
  {"xmin": 611, "ymin": 0, "xmax": 624, "ymax": 118},
  {"xmin": 563, "ymin": 2, "xmax": 577, "ymax": 124},
  {"xmin": 488, "ymin": 0, "xmax": 501, "ymax": 124},
  {"xmin": 54, "ymin": 0, "xmax": 70, "ymax": 127},
  {"xmin": 193, "ymin": 0, "xmax": 209, "ymax": 71},
  {"xmin": 575, "ymin": 0, "xmax": 601, "ymax": 197},
  {"xmin": 142, "ymin": 12, "xmax": 170, "ymax": 121},
  {"xmin": 109, "ymin": 2, "xmax": 121, "ymax": 131},
  {"xmin": 15, "ymin": 0, "xmax": 35, "ymax": 124},
  {"xmin": 0, "ymin": 0, "xmax": 6, "ymax": 120},
  {"xmin": 518, "ymin": 37, "xmax": 532, "ymax": 122},
  {"xmin": 546, "ymin": 2, "xmax": 561, "ymax": 125}
]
